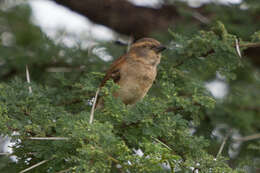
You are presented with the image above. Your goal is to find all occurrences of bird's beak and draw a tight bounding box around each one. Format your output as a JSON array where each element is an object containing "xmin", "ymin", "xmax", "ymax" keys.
[{"xmin": 153, "ymin": 45, "xmax": 167, "ymax": 53}]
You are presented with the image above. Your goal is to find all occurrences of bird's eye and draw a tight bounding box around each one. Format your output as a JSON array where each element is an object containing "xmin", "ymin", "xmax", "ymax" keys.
[{"xmin": 142, "ymin": 45, "xmax": 150, "ymax": 49}]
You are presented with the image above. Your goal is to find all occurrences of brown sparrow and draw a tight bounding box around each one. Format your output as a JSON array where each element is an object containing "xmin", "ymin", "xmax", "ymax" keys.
[{"xmin": 96, "ymin": 38, "xmax": 166, "ymax": 108}]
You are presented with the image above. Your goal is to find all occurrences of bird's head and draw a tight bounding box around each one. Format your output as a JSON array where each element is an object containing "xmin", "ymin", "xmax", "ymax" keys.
[
  {"xmin": 129, "ymin": 38, "xmax": 166, "ymax": 66},
  {"xmin": 130, "ymin": 38, "xmax": 166, "ymax": 54}
]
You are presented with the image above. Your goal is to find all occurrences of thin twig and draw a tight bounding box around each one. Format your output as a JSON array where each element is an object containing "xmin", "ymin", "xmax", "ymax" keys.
[
  {"xmin": 28, "ymin": 137, "xmax": 69, "ymax": 140},
  {"xmin": 90, "ymin": 144, "xmax": 120, "ymax": 164},
  {"xmin": 0, "ymin": 152, "xmax": 11, "ymax": 156},
  {"xmin": 56, "ymin": 168, "xmax": 72, "ymax": 173},
  {"xmin": 19, "ymin": 159, "xmax": 49, "ymax": 173},
  {"xmin": 192, "ymin": 11, "xmax": 210, "ymax": 24},
  {"xmin": 46, "ymin": 67, "xmax": 75, "ymax": 72},
  {"xmin": 233, "ymin": 133, "xmax": 260, "ymax": 142},
  {"xmin": 26, "ymin": 65, "xmax": 32, "ymax": 94},
  {"xmin": 89, "ymin": 88, "xmax": 100, "ymax": 124},
  {"xmin": 239, "ymin": 42, "xmax": 260, "ymax": 48},
  {"xmin": 216, "ymin": 130, "xmax": 232, "ymax": 157},
  {"xmin": 114, "ymin": 39, "xmax": 128, "ymax": 46},
  {"xmin": 152, "ymin": 137, "xmax": 172, "ymax": 151},
  {"xmin": 127, "ymin": 36, "xmax": 133, "ymax": 52},
  {"xmin": 107, "ymin": 155, "xmax": 120, "ymax": 163},
  {"xmin": 235, "ymin": 39, "xmax": 242, "ymax": 58}
]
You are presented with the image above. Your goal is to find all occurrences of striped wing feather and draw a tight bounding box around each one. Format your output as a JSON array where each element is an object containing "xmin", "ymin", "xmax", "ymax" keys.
[{"xmin": 100, "ymin": 55, "xmax": 127, "ymax": 87}]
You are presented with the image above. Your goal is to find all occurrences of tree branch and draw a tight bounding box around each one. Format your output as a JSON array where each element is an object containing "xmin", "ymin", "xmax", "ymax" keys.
[
  {"xmin": 19, "ymin": 159, "xmax": 50, "ymax": 173},
  {"xmin": 240, "ymin": 42, "xmax": 260, "ymax": 48},
  {"xmin": 27, "ymin": 137, "xmax": 69, "ymax": 140},
  {"xmin": 233, "ymin": 133, "xmax": 260, "ymax": 142},
  {"xmin": 49, "ymin": 0, "xmax": 260, "ymax": 67},
  {"xmin": 52, "ymin": 0, "xmax": 179, "ymax": 38},
  {"xmin": 216, "ymin": 129, "xmax": 232, "ymax": 158}
]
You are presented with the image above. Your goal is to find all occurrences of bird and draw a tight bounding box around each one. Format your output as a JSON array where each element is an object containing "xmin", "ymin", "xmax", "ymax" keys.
[{"xmin": 95, "ymin": 38, "xmax": 166, "ymax": 109}]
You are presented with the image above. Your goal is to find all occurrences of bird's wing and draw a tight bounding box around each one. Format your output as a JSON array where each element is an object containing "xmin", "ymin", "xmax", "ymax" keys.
[{"xmin": 99, "ymin": 55, "xmax": 127, "ymax": 87}]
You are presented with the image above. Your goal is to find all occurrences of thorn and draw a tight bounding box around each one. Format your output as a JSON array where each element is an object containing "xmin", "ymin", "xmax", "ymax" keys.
[
  {"xmin": 235, "ymin": 39, "xmax": 242, "ymax": 58},
  {"xmin": 89, "ymin": 88, "xmax": 100, "ymax": 124},
  {"xmin": 26, "ymin": 65, "xmax": 32, "ymax": 94}
]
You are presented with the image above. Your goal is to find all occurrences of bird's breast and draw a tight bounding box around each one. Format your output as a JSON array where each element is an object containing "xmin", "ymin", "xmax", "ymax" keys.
[{"xmin": 114, "ymin": 62, "xmax": 156, "ymax": 105}]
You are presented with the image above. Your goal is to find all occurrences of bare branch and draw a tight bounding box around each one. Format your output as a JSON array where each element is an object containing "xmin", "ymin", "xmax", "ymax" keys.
[
  {"xmin": 52, "ymin": 0, "xmax": 179, "ymax": 38},
  {"xmin": 233, "ymin": 133, "xmax": 260, "ymax": 142},
  {"xmin": 28, "ymin": 137, "xmax": 69, "ymax": 140},
  {"xmin": 217, "ymin": 130, "xmax": 232, "ymax": 157},
  {"xmin": 19, "ymin": 159, "xmax": 49, "ymax": 173},
  {"xmin": 192, "ymin": 11, "xmax": 210, "ymax": 24},
  {"xmin": 89, "ymin": 88, "xmax": 100, "ymax": 124},
  {"xmin": 26, "ymin": 65, "xmax": 32, "ymax": 94},
  {"xmin": 56, "ymin": 168, "xmax": 72, "ymax": 173},
  {"xmin": 152, "ymin": 137, "xmax": 172, "ymax": 151},
  {"xmin": 239, "ymin": 42, "xmax": 260, "ymax": 48}
]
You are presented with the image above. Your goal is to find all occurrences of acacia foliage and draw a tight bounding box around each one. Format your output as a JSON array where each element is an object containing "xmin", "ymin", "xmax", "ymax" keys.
[{"xmin": 0, "ymin": 4, "xmax": 260, "ymax": 173}]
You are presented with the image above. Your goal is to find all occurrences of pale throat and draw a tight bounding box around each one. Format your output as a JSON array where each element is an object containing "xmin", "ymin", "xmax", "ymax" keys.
[{"xmin": 146, "ymin": 53, "xmax": 161, "ymax": 66}]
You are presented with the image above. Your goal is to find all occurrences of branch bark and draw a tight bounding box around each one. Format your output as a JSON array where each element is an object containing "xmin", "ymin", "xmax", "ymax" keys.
[
  {"xmin": 233, "ymin": 133, "xmax": 260, "ymax": 142},
  {"xmin": 52, "ymin": 0, "xmax": 179, "ymax": 38}
]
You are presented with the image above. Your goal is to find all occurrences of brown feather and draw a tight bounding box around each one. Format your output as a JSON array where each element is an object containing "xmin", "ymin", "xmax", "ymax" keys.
[
  {"xmin": 96, "ymin": 37, "xmax": 165, "ymax": 109},
  {"xmin": 99, "ymin": 55, "xmax": 127, "ymax": 87}
]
